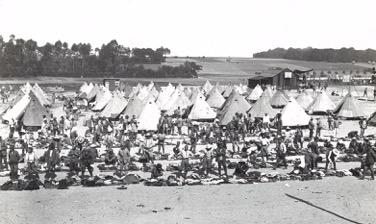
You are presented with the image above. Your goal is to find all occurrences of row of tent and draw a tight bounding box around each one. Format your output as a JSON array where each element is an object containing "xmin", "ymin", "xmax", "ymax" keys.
[
  {"xmin": 79, "ymin": 81, "xmax": 309, "ymax": 127},
  {"xmin": 2, "ymin": 83, "xmax": 50, "ymax": 127}
]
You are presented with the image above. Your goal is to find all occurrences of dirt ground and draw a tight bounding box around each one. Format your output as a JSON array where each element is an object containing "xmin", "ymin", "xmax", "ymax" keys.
[
  {"xmin": 0, "ymin": 80, "xmax": 376, "ymax": 224},
  {"xmin": 0, "ymin": 169, "xmax": 375, "ymax": 224}
]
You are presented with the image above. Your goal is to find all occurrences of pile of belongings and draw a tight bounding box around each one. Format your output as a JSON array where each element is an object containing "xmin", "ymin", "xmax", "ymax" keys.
[{"xmin": 81, "ymin": 173, "xmax": 141, "ymax": 187}]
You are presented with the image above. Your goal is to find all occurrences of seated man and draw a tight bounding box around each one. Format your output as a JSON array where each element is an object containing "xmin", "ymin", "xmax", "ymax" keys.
[
  {"xmin": 233, "ymin": 161, "xmax": 249, "ymax": 178},
  {"xmin": 104, "ymin": 148, "xmax": 117, "ymax": 165},
  {"xmin": 150, "ymin": 163, "xmax": 163, "ymax": 179}
]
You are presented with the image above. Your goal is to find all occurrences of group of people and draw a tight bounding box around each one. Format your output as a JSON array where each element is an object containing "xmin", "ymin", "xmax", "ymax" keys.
[{"xmin": 1, "ymin": 90, "xmax": 376, "ymax": 186}]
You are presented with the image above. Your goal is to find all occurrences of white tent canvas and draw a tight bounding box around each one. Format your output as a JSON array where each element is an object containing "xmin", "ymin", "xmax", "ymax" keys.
[
  {"xmin": 188, "ymin": 95, "xmax": 216, "ymax": 120},
  {"xmin": 281, "ymin": 98, "xmax": 310, "ymax": 127},
  {"xmin": 101, "ymin": 94, "xmax": 129, "ymax": 118},
  {"xmin": 247, "ymin": 84, "xmax": 263, "ymax": 101},
  {"xmin": 138, "ymin": 99, "xmax": 161, "ymax": 131},
  {"xmin": 295, "ymin": 91, "xmax": 315, "ymax": 111},
  {"xmin": 307, "ymin": 91, "xmax": 336, "ymax": 114},
  {"xmin": 92, "ymin": 87, "xmax": 112, "ymax": 111},
  {"xmin": 2, "ymin": 93, "xmax": 31, "ymax": 122},
  {"xmin": 206, "ymin": 87, "xmax": 225, "ymax": 109}
]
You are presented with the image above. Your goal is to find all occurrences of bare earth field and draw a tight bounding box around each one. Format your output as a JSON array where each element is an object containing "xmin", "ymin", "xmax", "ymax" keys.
[{"xmin": 0, "ymin": 73, "xmax": 376, "ymax": 224}]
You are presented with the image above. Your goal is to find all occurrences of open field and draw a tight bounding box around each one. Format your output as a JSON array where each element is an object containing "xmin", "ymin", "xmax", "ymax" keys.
[{"xmin": 1, "ymin": 57, "xmax": 371, "ymax": 87}]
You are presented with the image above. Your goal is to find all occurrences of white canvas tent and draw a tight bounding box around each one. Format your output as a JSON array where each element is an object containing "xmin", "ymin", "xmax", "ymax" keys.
[
  {"xmin": 295, "ymin": 91, "xmax": 315, "ymax": 111},
  {"xmin": 281, "ymin": 98, "xmax": 310, "ymax": 127},
  {"xmin": 307, "ymin": 91, "xmax": 336, "ymax": 114},
  {"xmin": 92, "ymin": 87, "xmax": 112, "ymax": 111},
  {"xmin": 247, "ymin": 84, "xmax": 263, "ymax": 101},
  {"xmin": 206, "ymin": 87, "xmax": 225, "ymax": 109},
  {"xmin": 2, "ymin": 93, "xmax": 31, "ymax": 122},
  {"xmin": 138, "ymin": 98, "xmax": 161, "ymax": 131},
  {"xmin": 188, "ymin": 95, "xmax": 216, "ymax": 120},
  {"xmin": 101, "ymin": 93, "xmax": 129, "ymax": 118}
]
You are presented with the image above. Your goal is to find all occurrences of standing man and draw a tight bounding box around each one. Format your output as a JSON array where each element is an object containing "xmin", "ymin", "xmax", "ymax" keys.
[
  {"xmin": 361, "ymin": 139, "xmax": 376, "ymax": 180},
  {"xmin": 359, "ymin": 118, "xmax": 367, "ymax": 138},
  {"xmin": 118, "ymin": 140, "xmax": 131, "ymax": 175},
  {"xmin": 80, "ymin": 145, "xmax": 95, "ymax": 177},
  {"xmin": 189, "ymin": 127, "xmax": 198, "ymax": 154},
  {"xmin": 0, "ymin": 137, "xmax": 8, "ymax": 171},
  {"xmin": 202, "ymin": 144, "xmax": 213, "ymax": 177},
  {"xmin": 316, "ymin": 118, "xmax": 322, "ymax": 138},
  {"xmin": 214, "ymin": 140, "xmax": 228, "ymax": 178},
  {"xmin": 67, "ymin": 146, "xmax": 80, "ymax": 175},
  {"xmin": 8, "ymin": 144, "xmax": 20, "ymax": 180},
  {"xmin": 179, "ymin": 145, "xmax": 191, "ymax": 178},
  {"xmin": 308, "ymin": 118, "xmax": 315, "ymax": 139},
  {"xmin": 43, "ymin": 143, "xmax": 60, "ymax": 172},
  {"xmin": 274, "ymin": 138, "xmax": 287, "ymax": 169},
  {"xmin": 307, "ymin": 137, "xmax": 320, "ymax": 169}
]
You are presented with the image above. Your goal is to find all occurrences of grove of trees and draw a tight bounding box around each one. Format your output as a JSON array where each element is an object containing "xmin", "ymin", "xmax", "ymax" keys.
[
  {"xmin": 0, "ymin": 35, "xmax": 201, "ymax": 78},
  {"xmin": 253, "ymin": 47, "xmax": 376, "ymax": 63}
]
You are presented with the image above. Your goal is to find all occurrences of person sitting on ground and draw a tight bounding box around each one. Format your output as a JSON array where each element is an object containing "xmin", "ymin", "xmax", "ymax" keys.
[
  {"xmin": 104, "ymin": 148, "xmax": 117, "ymax": 165},
  {"xmin": 150, "ymin": 163, "xmax": 163, "ymax": 179},
  {"xmin": 233, "ymin": 161, "xmax": 249, "ymax": 178}
]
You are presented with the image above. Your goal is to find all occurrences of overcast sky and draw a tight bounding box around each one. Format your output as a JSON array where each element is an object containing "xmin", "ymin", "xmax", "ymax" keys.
[{"xmin": 0, "ymin": 0, "xmax": 375, "ymax": 57}]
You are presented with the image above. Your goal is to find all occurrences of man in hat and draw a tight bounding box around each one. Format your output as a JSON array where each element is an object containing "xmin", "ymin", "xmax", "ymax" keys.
[
  {"xmin": 80, "ymin": 145, "xmax": 95, "ymax": 177},
  {"xmin": 202, "ymin": 144, "xmax": 213, "ymax": 177},
  {"xmin": 0, "ymin": 137, "xmax": 8, "ymax": 171},
  {"xmin": 8, "ymin": 144, "xmax": 20, "ymax": 180},
  {"xmin": 43, "ymin": 143, "xmax": 60, "ymax": 172},
  {"xmin": 274, "ymin": 138, "xmax": 287, "ymax": 170},
  {"xmin": 362, "ymin": 140, "xmax": 376, "ymax": 180},
  {"xmin": 214, "ymin": 139, "xmax": 228, "ymax": 178}
]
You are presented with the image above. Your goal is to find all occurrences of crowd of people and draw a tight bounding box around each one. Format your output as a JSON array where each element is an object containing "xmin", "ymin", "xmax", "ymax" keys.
[{"xmin": 0, "ymin": 88, "xmax": 376, "ymax": 191}]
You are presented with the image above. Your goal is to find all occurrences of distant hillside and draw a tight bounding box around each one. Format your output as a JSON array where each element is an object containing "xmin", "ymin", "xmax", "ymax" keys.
[
  {"xmin": 166, "ymin": 57, "xmax": 371, "ymax": 77},
  {"xmin": 253, "ymin": 47, "xmax": 376, "ymax": 63}
]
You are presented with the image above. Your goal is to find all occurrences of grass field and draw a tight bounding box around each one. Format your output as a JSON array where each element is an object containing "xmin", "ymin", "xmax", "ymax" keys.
[{"xmin": 0, "ymin": 57, "xmax": 371, "ymax": 87}]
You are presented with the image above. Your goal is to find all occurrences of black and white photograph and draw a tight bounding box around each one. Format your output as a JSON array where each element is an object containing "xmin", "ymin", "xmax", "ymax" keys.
[{"xmin": 0, "ymin": 0, "xmax": 375, "ymax": 223}]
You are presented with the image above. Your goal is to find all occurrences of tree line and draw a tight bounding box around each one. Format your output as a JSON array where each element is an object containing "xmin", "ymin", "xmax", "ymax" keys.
[
  {"xmin": 253, "ymin": 47, "xmax": 376, "ymax": 63},
  {"xmin": 0, "ymin": 35, "xmax": 201, "ymax": 78}
]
